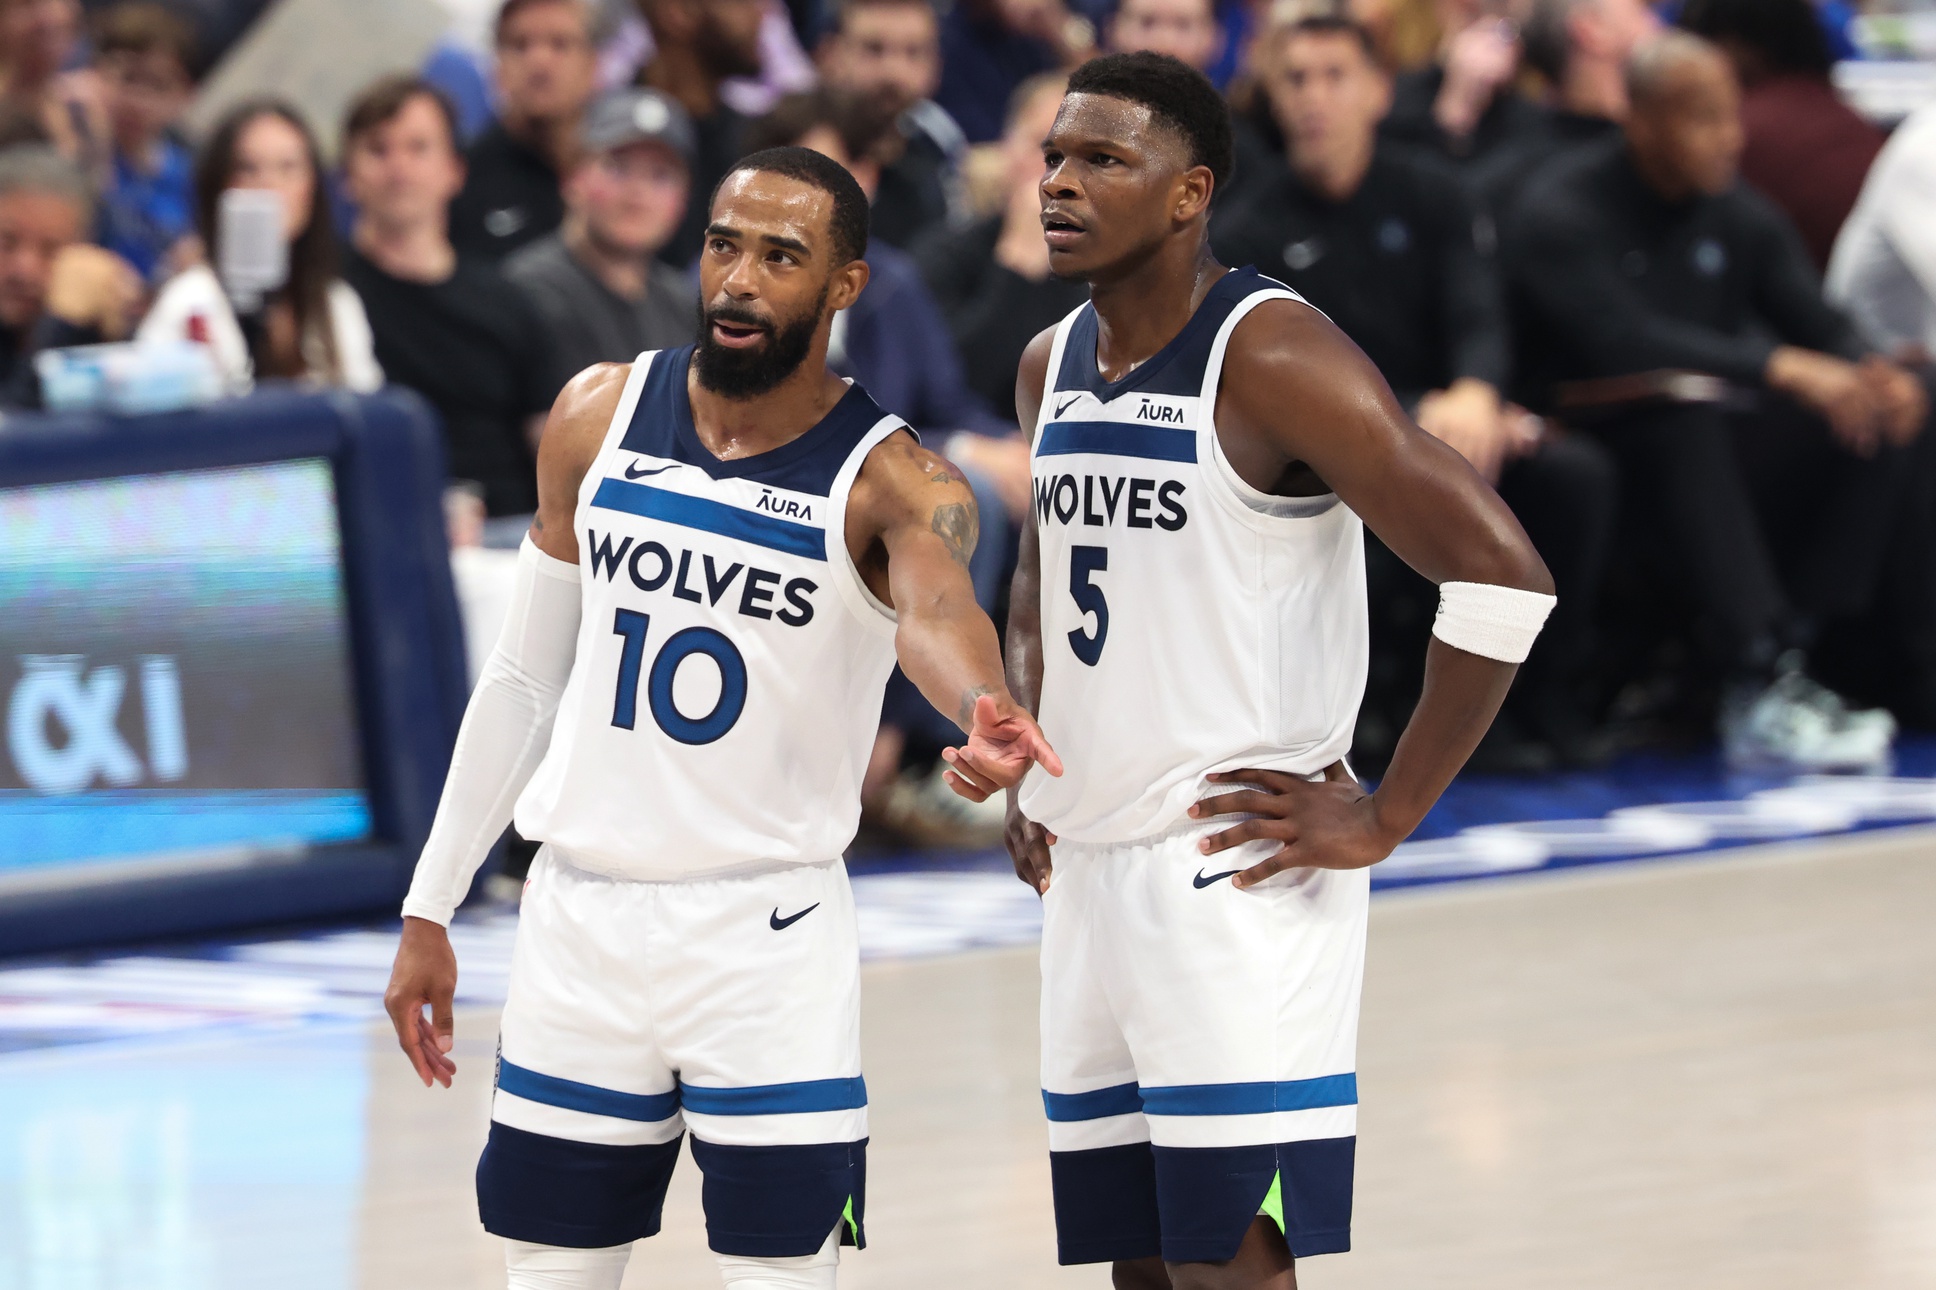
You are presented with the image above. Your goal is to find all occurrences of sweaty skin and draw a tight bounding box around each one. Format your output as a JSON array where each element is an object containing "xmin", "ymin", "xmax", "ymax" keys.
[
  {"xmin": 384, "ymin": 169, "xmax": 1060, "ymax": 1090},
  {"xmin": 1005, "ymin": 90, "xmax": 1551, "ymax": 1289}
]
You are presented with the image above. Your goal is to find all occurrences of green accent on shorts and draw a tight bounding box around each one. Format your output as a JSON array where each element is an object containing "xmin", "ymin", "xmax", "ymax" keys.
[
  {"xmin": 1258, "ymin": 1170, "xmax": 1285, "ymax": 1234},
  {"xmin": 843, "ymin": 1194, "xmax": 864, "ymax": 1248}
]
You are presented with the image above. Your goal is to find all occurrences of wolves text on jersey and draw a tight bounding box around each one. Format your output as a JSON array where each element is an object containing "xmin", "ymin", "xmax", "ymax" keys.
[
  {"xmin": 1033, "ymin": 472, "xmax": 1189, "ymax": 532},
  {"xmin": 586, "ymin": 529, "xmax": 817, "ymax": 627}
]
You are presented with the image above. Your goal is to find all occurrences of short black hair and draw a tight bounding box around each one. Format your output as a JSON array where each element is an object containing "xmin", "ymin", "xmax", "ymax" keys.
[
  {"xmin": 1678, "ymin": 0, "xmax": 1831, "ymax": 79},
  {"xmin": 1280, "ymin": 14, "xmax": 1380, "ymax": 64},
  {"xmin": 342, "ymin": 74, "xmax": 460, "ymax": 156},
  {"xmin": 1065, "ymin": 51, "xmax": 1234, "ymax": 197},
  {"xmin": 715, "ymin": 145, "xmax": 871, "ymax": 266}
]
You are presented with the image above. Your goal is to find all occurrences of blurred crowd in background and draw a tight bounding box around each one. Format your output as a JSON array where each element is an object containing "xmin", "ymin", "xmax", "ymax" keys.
[{"xmin": 4, "ymin": 0, "xmax": 1936, "ymax": 849}]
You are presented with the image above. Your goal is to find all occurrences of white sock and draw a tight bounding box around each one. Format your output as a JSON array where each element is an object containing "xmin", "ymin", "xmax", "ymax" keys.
[
  {"xmin": 505, "ymin": 1239, "xmax": 632, "ymax": 1290},
  {"xmin": 715, "ymin": 1226, "xmax": 840, "ymax": 1289}
]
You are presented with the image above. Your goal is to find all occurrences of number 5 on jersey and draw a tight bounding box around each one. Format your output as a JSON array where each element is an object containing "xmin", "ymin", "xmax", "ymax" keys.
[
  {"xmin": 610, "ymin": 608, "xmax": 749, "ymax": 744},
  {"xmin": 1068, "ymin": 545, "xmax": 1108, "ymax": 666}
]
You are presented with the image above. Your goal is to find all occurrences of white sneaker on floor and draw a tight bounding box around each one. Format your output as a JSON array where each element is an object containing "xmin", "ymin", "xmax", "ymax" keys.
[{"xmin": 1721, "ymin": 670, "xmax": 1895, "ymax": 771}]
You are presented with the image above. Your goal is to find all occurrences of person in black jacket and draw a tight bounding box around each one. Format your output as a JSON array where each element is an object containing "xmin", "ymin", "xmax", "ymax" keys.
[
  {"xmin": 1213, "ymin": 15, "xmax": 1617, "ymax": 767},
  {"xmin": 1505, "ymin": 31, "xmax": 1933, "ymax": 763},
  {"xmin": 447, "ymin": 0, "xmax": 600, "ymax": 263},
  {"xmin": 914, "ymin": 71, "xmax": 1086, "ymax": 423}
]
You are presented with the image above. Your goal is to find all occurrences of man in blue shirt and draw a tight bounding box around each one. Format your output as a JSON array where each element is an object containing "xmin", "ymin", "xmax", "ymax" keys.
[{"xmin": 92, "ymin": 3, "xmax": 198, "ymax": 283}]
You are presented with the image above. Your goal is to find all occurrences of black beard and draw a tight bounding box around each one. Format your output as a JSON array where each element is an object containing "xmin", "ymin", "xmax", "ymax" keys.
[{"xmin": 692, "ymin": 289, "xmax": 826, "ymax": 400}]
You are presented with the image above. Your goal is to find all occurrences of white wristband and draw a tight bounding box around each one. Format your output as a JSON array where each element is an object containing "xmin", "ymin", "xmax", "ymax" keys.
[{"xmin": 1432, "ymin": 580, "xmax": 1556, "ymax": 664}]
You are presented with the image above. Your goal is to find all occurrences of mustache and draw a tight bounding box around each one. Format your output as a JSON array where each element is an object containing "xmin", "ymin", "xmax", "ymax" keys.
[{"xmin": 705, "ymin": 302, "xmax": 773, "ymax": 331}]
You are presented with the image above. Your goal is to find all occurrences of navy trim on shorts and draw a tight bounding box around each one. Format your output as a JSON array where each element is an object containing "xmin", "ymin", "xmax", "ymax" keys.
[
  {"xmin": 1042, "ymin": 1082, "xmax": 1144, "ymax": 1121},
  {"xmin": 1139, "ymin": 1074, "xmax": 1358, "ymax": 1117},
  {"xmin": 477, "ymin": 1121, "xmax": 682, "ymax": 1248},
  {"xmin": 497, "ymin": 1059, "xmax": 682, "ymax": 1122},
  {"xmin": 1048, "ymin": 1137, "xmax": 1355, "ymax": 1265},
  {"xmin": 680, "ymin": 1076, "xmax": 868, "ymax": 1116},
  {"xmin": 689, "ymin": 1137, "xmax": 869, "ymax": 1256}
]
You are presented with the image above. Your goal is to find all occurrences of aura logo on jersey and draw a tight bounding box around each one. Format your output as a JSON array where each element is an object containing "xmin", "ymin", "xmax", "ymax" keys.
[
  {"xmin": 1033, "ymin": 474, "xmax": 1188, "ymax": 531},
  {"xmin": 586, "ymin": 529, "xmax": 817, "ymax": 627},
  {"xmin": 6, "ymin": 654, "xmax": 188, "ymax": 795}
]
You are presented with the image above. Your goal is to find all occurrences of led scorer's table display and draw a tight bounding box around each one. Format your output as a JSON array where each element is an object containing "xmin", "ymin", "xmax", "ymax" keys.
[{"xmin": 0, "ymin": 458, "xmax": 373, "ymax": 892}]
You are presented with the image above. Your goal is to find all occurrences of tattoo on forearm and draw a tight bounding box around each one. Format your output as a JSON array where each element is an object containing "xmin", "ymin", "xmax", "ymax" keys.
[
  {"xmin": 931, "ymin": 502, "xmax": 977, "ymax": 570},
  {"xmin": 532, "ymin": 514, "xmax": 545, "ymax": 532},
  {"xmin": 959, "ymin": 684, "xmax": 995, "ymax": 729}
]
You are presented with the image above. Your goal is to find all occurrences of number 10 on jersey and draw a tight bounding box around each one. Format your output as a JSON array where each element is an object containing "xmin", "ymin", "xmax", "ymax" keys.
[{"xmin": 610, "ymin": 608, "xmax": 749, "ymax": 744}]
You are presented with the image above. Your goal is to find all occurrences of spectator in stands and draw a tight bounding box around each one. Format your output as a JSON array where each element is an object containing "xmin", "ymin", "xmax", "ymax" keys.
[
  {"xmin": 636, "ymin": 0, "xmax": 766, "ymax": 266},
  {"xmin": 0, "ymin": 144, "xmax": 142, "ymax": 407},
  {"xmin": 139, "ymin": 100, "xmax": 382, "ymax": 393},
  {"xmin": 817, "ymin": 0, "xmax": 967, "ymax": 248},
  {"xmin": 340, "ymin": 76, "xmax": 560, "ymax": 519},
  {"xmin": 1381, "ymin": 0, "xmax": 1545, "ymax": 165},
  {"xmin": 1828, "ymin": 104, "xmax": 1936, "ymax": 367},
  {"xmin": 1214, "ymin": 14, "xmax": 1616, "ymax": 766},
  {"xmin": 1474, "ymin": 0, "xmax": 1658, "ymax": 216},
  {"xmin": 915, "ymin": 72, "xmax": 1085, "ymax": 423},
  {"xmin": 936, "ymin": 0, "xmax": 1092, "ymax": 145},
  {"xmin": 91, "ymin": 3, "xmax": 198, "ymax": 284},
  {"xmin": 0, "ymin": 0, "xmax": 108, "ymax": 170},
  {"xmin": 1107, "ymin": 0, "xmax": 1222, "ymax": 74},
  {"xmin": 1506, "ymin": 33, "xmax": 1933, "ymax": 764},
  {"xmin": 748, "ymin": 86, "xmax": 1023, "ymax": 843},
  {"xmin": 1678, "ymin": 0, "xmax": 1881, "ymax": 275},
  {"xmin": 448, "ymin": 0, "xmax": 600, "ymax": 263},
  {"xmin": 505, "ymin": 88, "xmax": 698, "ymax": 379}
]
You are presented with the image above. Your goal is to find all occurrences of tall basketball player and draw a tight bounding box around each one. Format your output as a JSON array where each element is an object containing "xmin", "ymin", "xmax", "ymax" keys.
[
  {"xmin": 988, "ymin": 54, "xmax": 1555, "ymax": 1289},
  {"xmin": 383, "ymin": 147, "xmax": 1059, "ymax": 1290}
]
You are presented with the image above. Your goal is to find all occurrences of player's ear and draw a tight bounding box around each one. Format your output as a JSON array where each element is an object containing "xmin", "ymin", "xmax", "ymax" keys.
[
  {"xmin": 1175, "ymin": 164, "xmax": 1214, "ymax": 225},
  {"xmin": 827, "ymin": 256, "xmax": 870, "ymax": 311}
]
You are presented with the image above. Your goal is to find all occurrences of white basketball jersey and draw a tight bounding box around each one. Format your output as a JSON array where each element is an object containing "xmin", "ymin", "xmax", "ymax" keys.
[
  {"xmin": 1017, "ymin": 268, "xmax": 1369, "ymax": 844},
  {"xmin": 515, "ymin": 348, "xmax": 906, "ymax": 881}
]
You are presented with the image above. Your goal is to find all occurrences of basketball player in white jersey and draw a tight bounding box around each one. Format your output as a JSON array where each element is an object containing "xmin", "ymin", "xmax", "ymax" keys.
[
  {"xmin": 382, "ymin": 146, "xmax": 1059, "ymax": 1290},
  {"xmin": 984, "ymin": 54, "xmax": 1555, "ymax": 1288}
]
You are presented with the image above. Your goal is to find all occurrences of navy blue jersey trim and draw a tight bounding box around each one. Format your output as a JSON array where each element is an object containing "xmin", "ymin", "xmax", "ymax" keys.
[
  {"xmin": 1138, "ymin": 1074, "xmax": 1358, "ymax": 1117},
  {"xmin": 1043, "ymin": 1082, "xmax": 1144, "ymax": 1121},
  {"xmin": 497, "ymin": 1059, "xmax": 682, "ymax": 1122},
  {"xmin": 680, "ymin": 1075, "xmax": 868, "ymax": 1115},
  {"xmin": 1037, "ymin": 421, "xmax": 1197, "ymax": 463},
  {"xmin": 1052, "ymin": 266, "xmax": 1272, "ymax": 404},
  {"xmin": 590, "ymin": 477, "xmax": 827, "ymax": 560},
  {"xmin": 618, "ymin": 346, "xmax": 895, "ymax": 496}
]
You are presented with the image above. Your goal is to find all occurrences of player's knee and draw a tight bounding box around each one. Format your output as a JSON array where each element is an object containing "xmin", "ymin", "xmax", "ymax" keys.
[
  {"xmin": 504, "ymin": 1239, "xmax": 631, "ymax": 1290},
  {"xmin": 715, "ymin": 1225, "xmax": 840, "ymax": 1288}
]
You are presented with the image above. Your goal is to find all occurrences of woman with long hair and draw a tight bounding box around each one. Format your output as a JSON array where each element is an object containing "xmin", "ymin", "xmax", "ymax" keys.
[{"xmin": 138, "ymin": 97, "xmax": 381, "ymax": 391}]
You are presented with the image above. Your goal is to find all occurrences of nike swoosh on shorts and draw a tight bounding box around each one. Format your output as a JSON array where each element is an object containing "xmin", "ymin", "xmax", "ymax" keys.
[{"xmin": 770, "ymin": 903, "xmax": 820, "ymax": 930}]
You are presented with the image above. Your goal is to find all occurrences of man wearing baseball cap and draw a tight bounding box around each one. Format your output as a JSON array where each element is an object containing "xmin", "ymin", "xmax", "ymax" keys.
[{"xmin": 505, "ymin": 87, "xmax": 700, "ymax": 382}]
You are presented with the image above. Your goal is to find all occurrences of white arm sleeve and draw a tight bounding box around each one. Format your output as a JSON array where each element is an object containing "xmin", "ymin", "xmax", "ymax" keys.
[{"xmin": 401, "ymin": 538, "xmax": 581, "ymax": 925}]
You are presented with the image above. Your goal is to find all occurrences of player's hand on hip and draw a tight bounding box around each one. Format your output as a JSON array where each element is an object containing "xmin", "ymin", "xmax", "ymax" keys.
[
  {"xmin": 941, "ymin": 693, "xmax": 1064, "ymax": 801},
  {"xmin": 1005, "ymin": 791, "xmax": 1058, "ymax": 894},
  {"xmin": 384, "ymin": 916, "xmax": 460, "ymax": 1088},
  {"xmin": 1190, "ymin": 763, "xmax": 1396, "ymax": 887}
]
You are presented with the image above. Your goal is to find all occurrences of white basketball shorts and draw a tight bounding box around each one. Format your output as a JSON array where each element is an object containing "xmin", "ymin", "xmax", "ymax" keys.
[
  {"xmin": 477, "ymin": 846, "xmax": 867, "ymax": 1256},
  {"xmin": 1039, "ymin": 816, "xmax": 1368, "ymax": 1264}
]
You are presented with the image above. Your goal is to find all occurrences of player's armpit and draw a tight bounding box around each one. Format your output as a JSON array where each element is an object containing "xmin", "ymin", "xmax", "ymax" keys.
[
  {"xmin": 1215, "ymin": 302, "xmax": 1553, "ymax": 597},
  {"xmin": 528, "ymin": 362, "xmax": 632, "ymax": 564}
]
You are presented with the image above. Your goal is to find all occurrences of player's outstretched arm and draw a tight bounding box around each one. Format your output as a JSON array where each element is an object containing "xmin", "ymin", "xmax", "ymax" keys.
[
  {"xmin": 383, "ymin": 363, "xmax": 625, "ymax": 1087},
  {"xmin": 849, "ymin": 431, "xmax": 1063, "ymax": 803},
  {"xmin": 1194, "ymin": 303, "xmax": 1555, "ymax": 887},
  {"xmin": 1002, "ymin": 327, "xmax": 1059, "ymax": 893}
]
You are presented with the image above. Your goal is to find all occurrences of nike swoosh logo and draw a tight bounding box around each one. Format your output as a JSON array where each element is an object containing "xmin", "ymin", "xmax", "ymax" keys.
[
  {"xmin": 769, "ymin": 903, "xmax": 820, "ymax": 930},
  {"xmin": 1192, "ymin": 868, "xmax": 1240, "ymax": 889},
  {"xmin": 1053, "ymin": 393, "xmax": 1083, "ymax": 419},
  {"xmin": 625, "ymin": 461, "xmax": 678, "ymax": 479}
]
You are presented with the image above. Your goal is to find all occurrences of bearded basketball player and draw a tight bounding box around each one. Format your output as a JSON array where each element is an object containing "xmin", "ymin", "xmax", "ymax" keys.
[
  {"xmin": 384, "ymin": 146, "xmax": 1059, "ymax": 1290},
  {"xmin": 979, "ymin": 53, "xmax": 1556, "ymax": 1290}
]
